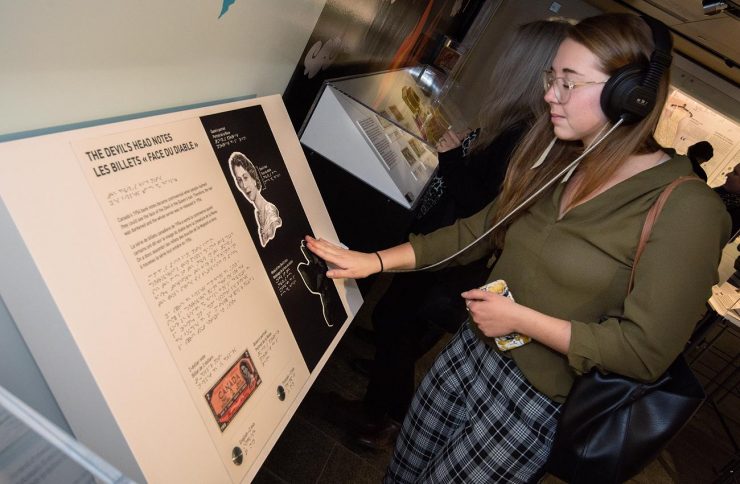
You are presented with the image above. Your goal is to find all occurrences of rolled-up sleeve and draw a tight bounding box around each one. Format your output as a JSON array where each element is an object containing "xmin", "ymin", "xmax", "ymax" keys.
[{"xmin": 567, "ymin": 183, "xmax": 731, "ymax": 381}]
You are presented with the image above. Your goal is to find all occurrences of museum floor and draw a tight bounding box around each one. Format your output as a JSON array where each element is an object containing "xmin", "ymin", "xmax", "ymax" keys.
[{"xmin": 253, "ymin": 275, "xmax": 740, "ymax": 484}]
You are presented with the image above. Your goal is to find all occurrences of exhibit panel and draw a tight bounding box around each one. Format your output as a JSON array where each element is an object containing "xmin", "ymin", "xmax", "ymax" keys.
[
  {"xmin": 0, "ymin": 96, "xmax": 362, "ymax": 483},
  {"xmin": 300, "ymin": 67, "xmax": 451, "ymax": 209},
  {"xmin": 654, "ymin": 87, "xmax": 740, "ymax": 187}
]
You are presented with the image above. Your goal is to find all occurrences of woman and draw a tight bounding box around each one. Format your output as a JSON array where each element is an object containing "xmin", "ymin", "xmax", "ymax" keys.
[
  {"xmin": 229, "ymin": 152, "xmax": 282, "ymax": 247},
  {"xmin": 306, "ymin": 13, "xmax": 730, "ymax": 482},
  {"xmin": 352, "ymin": 19, "xmax": 571, "ymax": 451}
]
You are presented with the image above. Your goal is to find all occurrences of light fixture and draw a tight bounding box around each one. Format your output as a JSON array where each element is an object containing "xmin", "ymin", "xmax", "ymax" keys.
[
  {"xmin": 702, "ymin": 0, "xmax": 740, "ymax": 23},
  {"xmin": 702, "ymin": 0, "xmax": 729, "ymax": 15}
]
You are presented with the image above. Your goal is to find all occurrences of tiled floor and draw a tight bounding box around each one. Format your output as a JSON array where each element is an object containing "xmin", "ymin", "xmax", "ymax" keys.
[{"xmin": 254, "ymin": 274, "xmax": 739, "ymax": 483}]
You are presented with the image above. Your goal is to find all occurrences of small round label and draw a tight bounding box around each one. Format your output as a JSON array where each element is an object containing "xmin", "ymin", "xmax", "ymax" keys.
[{"xmin": 232, "ymin": 447, "xmax": 244, "ymax": 466}]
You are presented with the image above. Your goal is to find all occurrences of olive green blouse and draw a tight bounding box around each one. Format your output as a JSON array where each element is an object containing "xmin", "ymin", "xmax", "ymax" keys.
[{"xmin": 409, "ymin": 156, "xmax": 730, "ymax": 402}]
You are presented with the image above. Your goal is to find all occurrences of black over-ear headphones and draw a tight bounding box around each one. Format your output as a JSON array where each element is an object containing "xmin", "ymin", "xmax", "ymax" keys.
[{"xmin": 600, "ymin": 15, "xmax": 673, "ymax": 125}]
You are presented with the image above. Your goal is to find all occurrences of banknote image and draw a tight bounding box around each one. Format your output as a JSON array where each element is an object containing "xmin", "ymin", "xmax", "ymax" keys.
[
  {"xmin": 387, "ymin": 104, "xmax": 404, "ymax": 121},
  {"xmin": 407, "ymin": 137, "xmax": 425, "ymax": 158},
  {"xmin": 205, "ymin": 350, "xmax": 262, "ymax": 432},
  {"xmin": 401, "ymin": 86, "xmax": 422, "ymax": 115},
  {"xmin": 401, "ymin": 147, "xmax": 417, "ymax": 167}
]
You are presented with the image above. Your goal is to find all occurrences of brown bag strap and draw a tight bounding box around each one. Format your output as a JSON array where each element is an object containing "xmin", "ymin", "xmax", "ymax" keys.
[{"xmin": 628, "ymin": 176, "xmax": 701, "ymax": 293}]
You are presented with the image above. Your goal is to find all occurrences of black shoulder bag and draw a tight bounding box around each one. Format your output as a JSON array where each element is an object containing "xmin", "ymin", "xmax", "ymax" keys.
[{"xmin": 545, "ymin": 176, "xmax": 707, "ymax": 484}]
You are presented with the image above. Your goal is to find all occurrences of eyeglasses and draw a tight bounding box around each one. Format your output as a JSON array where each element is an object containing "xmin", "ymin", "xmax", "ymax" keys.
[{"xmin": 543, "ymin": 70, "xmax": 608, "ymax": 104}]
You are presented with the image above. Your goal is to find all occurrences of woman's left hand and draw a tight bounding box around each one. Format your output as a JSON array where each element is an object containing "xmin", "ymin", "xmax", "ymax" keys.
[
  {"xmin": 463, "ymin": 289, "xmax": 573, "ymax": 354},
  {"xmin": 461, "ymin": 289, "xmax": 520, "ymax": 337}
]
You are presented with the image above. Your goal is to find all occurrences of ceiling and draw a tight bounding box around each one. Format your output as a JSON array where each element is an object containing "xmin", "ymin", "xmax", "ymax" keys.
[{"xmin": 583, "ymin": 0, "xmax": 740, "ymax": 85}]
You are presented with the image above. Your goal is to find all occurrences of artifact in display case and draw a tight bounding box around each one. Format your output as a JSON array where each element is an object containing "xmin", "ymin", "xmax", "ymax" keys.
[
  {"xmin": 300, "ymin": 66, "xmax": 467, "ymax": 209},
  {"xmin": 433, "ymin": 37, "xmax": 466, "ymax": 73}
]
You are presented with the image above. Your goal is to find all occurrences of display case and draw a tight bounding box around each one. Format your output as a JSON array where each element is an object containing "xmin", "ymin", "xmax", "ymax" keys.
[{"xmin": 300, "ymin": 66, "xmax": 465, "ymax": 209}]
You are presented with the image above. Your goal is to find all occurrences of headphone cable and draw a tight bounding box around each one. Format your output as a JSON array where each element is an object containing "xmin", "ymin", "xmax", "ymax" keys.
[{"xmin": 388, "ymin": 119, "xmax": 624, "ymax": 273}]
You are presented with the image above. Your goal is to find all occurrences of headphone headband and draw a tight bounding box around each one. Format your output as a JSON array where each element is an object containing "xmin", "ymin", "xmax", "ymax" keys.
[
  {"xmin": 600, "ymin": 15, "xmax": 673, "ymax": 124},
  {"xmin": 641, "ymin": 15, "xmax": 673, "ymax": 93}
]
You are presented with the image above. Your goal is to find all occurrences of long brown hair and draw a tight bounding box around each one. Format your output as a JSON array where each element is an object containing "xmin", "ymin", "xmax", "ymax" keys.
[
  {"xmin": 490, "ymin": 13, "xmax": 670, "ymax": 249},
  {"xmin": 474, "ymin": 19, "xmax": 571, "ymax": 150}
]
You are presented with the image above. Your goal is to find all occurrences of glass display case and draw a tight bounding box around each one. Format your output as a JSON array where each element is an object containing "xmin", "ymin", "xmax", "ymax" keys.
[{"xmin": 300, "ymin": 66, "xmax": 467, "ymax": 209}]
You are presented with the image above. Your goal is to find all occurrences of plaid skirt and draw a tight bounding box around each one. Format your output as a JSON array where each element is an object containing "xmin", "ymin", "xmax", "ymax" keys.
[{"xmin": 385, "ymin": 322, "xmax": 561, "ymax": 483}]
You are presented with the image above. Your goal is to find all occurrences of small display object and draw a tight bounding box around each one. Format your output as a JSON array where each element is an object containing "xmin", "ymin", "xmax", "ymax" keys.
[
  {"xmin": 0, "ymin": 95, "xmax": 362, "ymax": 483},
  {"xmin": 433, "ymin": 37, "xmax": 466, "ymax": 73},
  {"xmin": 300, "ymin": 66, "xmax": 465, "ymax": 209}
]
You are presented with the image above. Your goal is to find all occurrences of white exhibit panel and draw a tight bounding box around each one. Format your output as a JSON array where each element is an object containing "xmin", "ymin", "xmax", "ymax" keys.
[
  {"xmin": 0, "ymin": 96, "xmax": 362, "ymax": 483},
  {"xmin": 300, "ymin": 68, "xmax": 446, "ymax": 209},
  {"xmin": 654, "ymin": 87, "xmax": 740, "ymax": 188}
]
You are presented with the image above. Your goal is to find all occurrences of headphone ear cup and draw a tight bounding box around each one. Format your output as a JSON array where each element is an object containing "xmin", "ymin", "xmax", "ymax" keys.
[{"xmin": 600, "ymin": 64, "xmax": 646, "ymax": 124}]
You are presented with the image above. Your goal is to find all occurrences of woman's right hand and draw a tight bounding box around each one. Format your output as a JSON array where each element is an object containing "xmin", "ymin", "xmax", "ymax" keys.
[{"xmin": 304, "ymin": 235, "xmax": 382, "ymax": 279}]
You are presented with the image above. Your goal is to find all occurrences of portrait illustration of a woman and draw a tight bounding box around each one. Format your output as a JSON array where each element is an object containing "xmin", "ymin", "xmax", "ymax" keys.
[{"xmin": 229, "ymin": 152, "xmax": 283, "ymax": 247}]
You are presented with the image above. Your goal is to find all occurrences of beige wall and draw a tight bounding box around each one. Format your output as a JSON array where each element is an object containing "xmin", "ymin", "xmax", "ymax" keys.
[{"xmin": 0, "ymin": 1, "xmax": 326, "ymax": 135}]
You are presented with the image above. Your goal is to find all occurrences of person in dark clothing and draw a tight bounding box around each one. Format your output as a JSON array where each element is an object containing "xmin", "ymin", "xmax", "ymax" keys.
[
  {"xmin": 715, "ymin": 162, "xmax": 740, "ymax": 285},
  {"xmin": 687, "ymin": 140, "xmax": 713, "ymax": 181},
  {"xmin": 714, "ymin": 162, "xmax": 740, "ymax": 237},
  {"xmin": 348, "ymin": 18, "xmax": 572, "ymax": 449}
]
